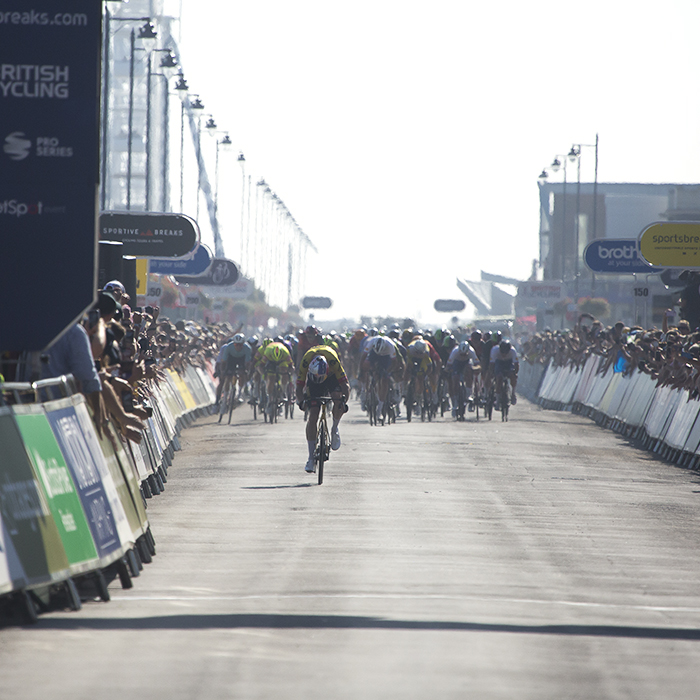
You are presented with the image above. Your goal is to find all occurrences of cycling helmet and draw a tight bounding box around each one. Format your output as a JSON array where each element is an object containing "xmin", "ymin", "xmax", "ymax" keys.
[
  {"xmin": 307, "ymin": 355, "xmax": 329, "ymax": 383},
  {"xmin": 458, "ymin": 341, "xmax": 471, "ymax": 356},
  {"xmin": 373, "ymin": 337, "xmax": 393, "ymax": 356},
  {"xmin": 494, "ymin": 331, "xmax": 503, "ymax": 343},
  {"xmin": 499, "ymin": 339, "xmax": 512, "ymax": 354},
  {"xmin": 369, "ymin": 327, "xmax": 379, "ymax": 337},
  {"xmin": 247, "ymin": 335, "xmax": 259, "ymax": 346},
  {"xmin": 305, "ymin": 324, "xmax": 319, "ymax": 335},
  {"xmin": 470, "ymin": 330, "xmax": 482, "ymax": 342},
  {"xmin": 442, "ymin": 335, "xmax": 456, "ymax": 348},
  {"xmin": 270, "ymin": 343, "xmax": 284, "ymax": 362},
  {"xmin": 274, "ymin": 335, "xmax": 285, "ymax": 344},
  {"xmin": 233, "ymin": 333, "xmax": 245, "ymax": 344},
  {"xmin": 412, "ymin": 339, "xmax": 428, "ymax": 355}
]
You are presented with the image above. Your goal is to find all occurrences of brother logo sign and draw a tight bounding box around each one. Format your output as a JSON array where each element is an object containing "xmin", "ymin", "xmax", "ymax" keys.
[{"xmin": 584, "ymin": 239, "xmax": 661, "ymax": 274}]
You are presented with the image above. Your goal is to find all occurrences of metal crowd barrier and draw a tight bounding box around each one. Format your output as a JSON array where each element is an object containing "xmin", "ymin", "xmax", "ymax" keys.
[
  {"xmin": 531, "ymin": 354, "xmax": 700, "ymax": 471},
  {"xmin": 0, "ymin": 361, "xmax": 217, "ymax": 624}
]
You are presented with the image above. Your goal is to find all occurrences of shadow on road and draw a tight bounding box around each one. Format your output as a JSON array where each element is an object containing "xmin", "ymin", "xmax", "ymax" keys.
[
  {"xmin": 241, "ymin": 484, "xmax": 313, "ymax": 490},
  {"xmin": 31, "ymin": 613, "xmax": 700, "ymax": 640}
]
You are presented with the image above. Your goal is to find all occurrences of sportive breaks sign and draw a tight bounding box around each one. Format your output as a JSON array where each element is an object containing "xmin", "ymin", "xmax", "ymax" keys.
[{"xmin": 100, "ymin": 212, "xmax": 199, "ymax": 258}]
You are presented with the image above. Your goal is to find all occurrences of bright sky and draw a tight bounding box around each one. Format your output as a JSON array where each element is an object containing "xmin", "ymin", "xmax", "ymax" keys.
[{"xmin": 176, "ymin": 0, "xmax": 700, "ymax": 325}]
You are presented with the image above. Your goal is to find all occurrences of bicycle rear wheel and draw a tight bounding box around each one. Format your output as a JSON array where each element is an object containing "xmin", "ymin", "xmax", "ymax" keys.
[
  {"xmin": 459, "ymin": 382, "xmax": 468, "ymax": 421},
  {"xmin": 368, "ymin": 381, "xmax": 378, "ymax": 426},
  {"xmin": 501, "ymin": 382, "xmax": 509, "ymax": 422},
  {"xmin": 228, "ymin": 378, "xmax": 237, "ymax": 424},
  {"xmin": 317, "ymin": 422, "xmax": 326, "ymax": 485}
]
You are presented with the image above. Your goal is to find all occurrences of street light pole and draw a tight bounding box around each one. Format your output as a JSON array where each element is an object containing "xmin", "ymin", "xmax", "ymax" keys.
[
  {"xmin": 126, "ymin": 21, "xmax": 157, "ymax": 210},
  {"xmin": 569, "ymin": 134, "xmax": 599, "ymax": 299},
  {"xmin": 539, "ymin": 155, "xmax": 569, "ymax": 285},
  {"xmin": 195, "ymin": 114, "xmax": 217, "ymax": 224},
  {"xmin": 101, "ymin": 14, "xmax": 153, "ymax": 211},
  {"xmin": 126, "ymin": 28, "xmax": 135, "ymax": 210},
  {"xmin": 146, "ymin": 49, "xmax": 177, "ymax": 211}
]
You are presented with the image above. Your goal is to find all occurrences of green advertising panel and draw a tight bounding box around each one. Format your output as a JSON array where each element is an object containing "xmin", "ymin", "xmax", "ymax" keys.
[
  {"xmin": 13, "ymin": 408, "xmax": 98, "ymax": 574},
  {"xmin": 0, "ymin": 410, "xmax": 69, "ymax": 586}
]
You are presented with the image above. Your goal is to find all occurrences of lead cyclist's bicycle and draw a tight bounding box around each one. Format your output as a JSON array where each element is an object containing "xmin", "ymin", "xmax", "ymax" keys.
[{"xmin": 305, "ymin": 396, "xmax": 332, "ymax": 484}]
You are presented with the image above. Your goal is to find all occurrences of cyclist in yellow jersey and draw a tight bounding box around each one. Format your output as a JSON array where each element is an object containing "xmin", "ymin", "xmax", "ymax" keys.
[
  {"xmin": 297, "ymin": 345, "xmax": 350, "ymax": 473},
  {"xmin": 255, "ymin": 340, "xmax": 294, "ymax": 418}
]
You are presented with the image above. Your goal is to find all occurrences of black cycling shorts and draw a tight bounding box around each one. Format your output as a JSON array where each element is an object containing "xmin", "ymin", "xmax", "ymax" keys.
[
  {"xmin": 224, "ymin": 356, "xmax": 246, "ymax": 374},
  {"xmin": 493, "ymin": 359, "xmax": 515, "ymax": 377},
  {"xmin": 368, "ymin": 353, "xmax": 391, "ymax": 374},
  {"xmin": 307, "ymin": 374, "xmax": 340, "ymax": 398}
]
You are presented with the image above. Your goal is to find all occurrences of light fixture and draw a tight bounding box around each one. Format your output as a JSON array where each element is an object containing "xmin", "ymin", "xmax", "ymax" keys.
[
  {"xmin": 238, "ymin": 152, "xmax": 246, "ymax": 163},
  {"xmin": 160, "ymin": 51, "xmax": 178, "ymax": 69},
  {"xmin": 190, "ymin": 97, "xmax": 204, "ymax": 109},
  {"xmin": 538, "ymin": 169, "xmax": 549, "ymax": 183},
  {"xmin": 550, "ymin": 157, "xmax": 562, "ymax": 172},
  {"xmin": 174, "ymin": 72, "xmax": 188, "ymax": 91},
  {"xmin": 568, "ymin": 146, "xmax": 579, "ymax": 162},
  {"xmin": 205, "ymin": 117, "xmax": 217, "ymax": 129},
  {"xmin": 138, "ymin": 21, "xmax": 157, "ymax": 39}
]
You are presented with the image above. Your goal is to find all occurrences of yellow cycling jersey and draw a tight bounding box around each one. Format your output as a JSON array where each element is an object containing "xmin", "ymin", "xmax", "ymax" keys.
[
  {"xmin": 297, "ymin": 346, "xmax": 347, "ymax": 385},
  {"xmin": 256, "ymin": 341, "xmax": 293, "ymax": 371}
]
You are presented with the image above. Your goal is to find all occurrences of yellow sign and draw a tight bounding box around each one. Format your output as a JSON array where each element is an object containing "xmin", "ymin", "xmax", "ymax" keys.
[
  {"xmin": 639, "ymin": 222, "xmax": 700, "ymax": 268},
  {"xmin": 135, "ymin": 258, "xmax": 149, "ymax": 296}
]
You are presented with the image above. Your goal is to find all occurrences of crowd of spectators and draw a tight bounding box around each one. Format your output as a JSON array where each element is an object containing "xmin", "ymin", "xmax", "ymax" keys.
[
  {"xmin": 520, "ymin": 309, "xmax": 700, "ymax": 397},
  {"xmin": 0, "ymin": 279, "xmax": 238, "ymax": 446}
]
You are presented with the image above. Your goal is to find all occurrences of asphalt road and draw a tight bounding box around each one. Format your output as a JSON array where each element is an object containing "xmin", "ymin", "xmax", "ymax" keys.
[{"xmin": 2, "ymin": 397, "xmax": 700, "ymax": 699}]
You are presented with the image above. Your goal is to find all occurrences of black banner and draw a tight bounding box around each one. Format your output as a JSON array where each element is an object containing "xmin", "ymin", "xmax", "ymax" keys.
[
  {"xmin": 301, "ymin": 296, "xmax": 333, "ymax": 309},
  {"xmin": 434, "ymin": 299, "xmax": 466, "ymax": 312},
  {"xmin": 100, "ymin": 212, "xmax": 199, "ymax": 258},
  {"xmin": 0, "ymin": 2, "xmax": 103, "ymax": 351},
  {"xmin": 175, "ymin": 258, "xmax": 239, "ymax": 287}
]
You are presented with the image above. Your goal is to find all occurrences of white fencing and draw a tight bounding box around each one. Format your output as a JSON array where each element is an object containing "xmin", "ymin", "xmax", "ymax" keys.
[{"xmin": 525, "ymin": 356, "xmax": 700, "ymax": 468}]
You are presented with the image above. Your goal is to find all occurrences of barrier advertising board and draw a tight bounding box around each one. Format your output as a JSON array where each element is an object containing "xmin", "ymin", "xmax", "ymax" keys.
[
  {"xmin": 584, "ymin": 239, "xmax": 661, "ymax": 274},
  {"xmin": 100, "ymin": 212, "xmax": 199, "ymax": 258},
  {"xmin": 0, "ymin": 409, "xmax": 69, "ymax": 585},
  {"xmin": 72, "ymin": 399, "xmax": 134, "ymax": 549},
  {"xmin": 639, "ymin": 222, "xmax": 700, "ymax": 268},
  {"xmin": 0, "ymin": 512, "xmax": 24, "ymax": 595},
  {"xmin": 44, "ymin": 402, "xmax": 122, "ymax": 561},
  {"xmin": 0, "ymin": 1, "xmax": 103, "ymax": 351},
  {"xmin": 13, "ymin": 407, "xmax": 98, "ymax": 573}
]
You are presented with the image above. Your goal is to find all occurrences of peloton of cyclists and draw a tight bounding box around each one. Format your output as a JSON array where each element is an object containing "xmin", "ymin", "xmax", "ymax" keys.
[{"xmin": 296, "ymin": 341, "xmax": 350, "ymax": 473}]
